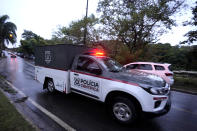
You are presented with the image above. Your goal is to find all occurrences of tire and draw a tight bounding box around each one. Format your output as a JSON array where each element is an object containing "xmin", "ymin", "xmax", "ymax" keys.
[
  {"xmin": 46, "ymin": 79, "xmax": 55, "ymax": 93},
  {"xmin": 108, "ymin": 97, "xmax": 138, "ymax": 124}
]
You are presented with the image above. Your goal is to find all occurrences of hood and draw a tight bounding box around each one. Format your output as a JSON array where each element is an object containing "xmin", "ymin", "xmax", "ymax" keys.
[{"xmin": 108, "ymin": 70, "xmax": 166, "ymax": 87}]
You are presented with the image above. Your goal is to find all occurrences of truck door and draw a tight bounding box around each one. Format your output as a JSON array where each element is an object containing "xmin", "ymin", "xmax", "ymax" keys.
[{"xmin": 70, "ymin": 56, "xmax": 102, "ymax": 100}]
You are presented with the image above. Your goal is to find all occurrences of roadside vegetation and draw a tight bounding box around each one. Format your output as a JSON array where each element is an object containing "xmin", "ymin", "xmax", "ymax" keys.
[
  {"xmin": 0, "ymin": 90, "xmax": 35, "ymax": 131},
  {"xmin": 0, "ymin": 75, "xmax": 35, "ymax": 130},
  {"xmin": 0, "ymin": 75, "xmax": 17, "ymax": 94},
  {"xmin": 172, "ymin": 74, "xmax": 197, "ymax": 93}
]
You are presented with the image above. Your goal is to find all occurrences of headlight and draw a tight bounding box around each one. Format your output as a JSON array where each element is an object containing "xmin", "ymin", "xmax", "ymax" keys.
[
  {"xmin": 150, "ymin": 88, "xmax": 159, "ymax": 95},
  {"xmin": 139, "ymin": 84, "xmax": 170, "ymax": 95}
]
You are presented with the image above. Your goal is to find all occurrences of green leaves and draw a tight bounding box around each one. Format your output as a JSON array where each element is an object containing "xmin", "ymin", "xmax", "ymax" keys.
[
  {"xmin": 22, "ymin": 30, "xmax": 38, "ymax": 40},
  {"xmin": 97, "ymin": 0, "xmax": 184, "ymax": 53},
  {"xmin": 52, "ymin": 14, "xmax": 98, "ymax": 44},
  {"xmin": 19, "ymin": 30, "xmax": 47, "ymax": 55}
]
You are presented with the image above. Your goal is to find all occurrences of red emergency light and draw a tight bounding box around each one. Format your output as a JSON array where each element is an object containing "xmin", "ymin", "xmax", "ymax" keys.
[
  {"xmin": 93, "ymin": 50, "xmax": 105, "ymax": 56},
  {"xmin": 84, "ymin": 49, "xmax": 106, "ymax": 57}
]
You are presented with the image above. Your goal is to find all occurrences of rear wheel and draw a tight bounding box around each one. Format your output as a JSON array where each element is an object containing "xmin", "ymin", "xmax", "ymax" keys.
[
  {"xmin": 109, "ymin": 97, "xmax": 138, "ymax": 124},
  {"xmin": 46, "ymin": 79, "xmax": 55, "ymax": 93}
]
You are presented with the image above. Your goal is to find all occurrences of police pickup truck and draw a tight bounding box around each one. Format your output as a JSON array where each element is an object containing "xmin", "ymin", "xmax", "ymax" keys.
[{"xmin": 35, "ymin": 44, "xmax": 171, "ymax": 124}]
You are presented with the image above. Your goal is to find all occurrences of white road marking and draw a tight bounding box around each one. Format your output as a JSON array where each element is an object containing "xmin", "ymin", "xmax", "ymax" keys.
[{"xmin": 4, "ymin": 79, "xmax": 76, "ymax": 131}]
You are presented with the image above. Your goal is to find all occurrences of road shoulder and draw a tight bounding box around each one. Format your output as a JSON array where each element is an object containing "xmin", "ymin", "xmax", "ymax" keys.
[
  {"xmin": 0, "ymin": 87, "xmax": 36, "ymax": 131},
  {"xmin": 0, "ymin": 76, "xmax": 66, "ymax": 131}
]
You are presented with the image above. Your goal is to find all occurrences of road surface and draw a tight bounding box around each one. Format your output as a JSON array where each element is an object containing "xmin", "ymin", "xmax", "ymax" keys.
[{"xmin": 0, "ymin": 52, "xmax": 197, "ymax": 131}]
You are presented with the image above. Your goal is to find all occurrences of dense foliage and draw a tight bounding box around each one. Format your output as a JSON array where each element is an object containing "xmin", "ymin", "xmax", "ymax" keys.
[
  {"xmin": 97, "ymin": 0, "xmax": 184, "ymax": 53},
  {"xmin": 138, "ymin": 44, "xmax": 197, "ymax": 70},
  {"xmin": 52, "ymin": 14, "xmax": 98, "ymax": 45},
  {"xmin": 91, "ymin": 41, "xmax": 197, "ymax": 71},
  {"xmin": 18, "ymin": 30, "xmax": 47, "ymax": 55},
  {"xmin": 115, "ymin": 43, "xmax": 197, "ymax": 71}
]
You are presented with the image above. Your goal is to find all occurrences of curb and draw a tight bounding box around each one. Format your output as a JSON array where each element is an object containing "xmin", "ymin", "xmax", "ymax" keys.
[
  {"xmin": 171, "ymin": 88, "xmax": 197, "ymax": 95},
  {"xmin": 0, "ymin": 79, "xmax": 39, "ymax": 131},
  {"xmin": 0, "ymin": 77, "xmax": 76, "ymax": 131}
]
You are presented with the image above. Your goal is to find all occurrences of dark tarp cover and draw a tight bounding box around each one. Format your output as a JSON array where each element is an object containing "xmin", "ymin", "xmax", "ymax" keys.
[{"xmin": 35, "ymin": 44, "xmax": 89, "ymax": 70}]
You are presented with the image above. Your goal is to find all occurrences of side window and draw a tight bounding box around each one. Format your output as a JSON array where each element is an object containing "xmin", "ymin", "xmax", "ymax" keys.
[
  {"xmin": 87, "ymin": 62, "xmax": 100, "ymax": 71},
  {"xmin": 76, "ymin": 57, "xmax": 101, "ymax": 75},
  {"xmin": 138, "ymin": 64, "xmax": 152, "ymax": 70},
  {"xmin": 126, "ymin": 64, "xmax": 138, "ymax": 70},
  {"xmin": 154, "ymin": 65, "xmax": 165, "ymax": 70},
  {"xmin": 76, "ymin": 57, "xmax": 90, "ymax": 71}
]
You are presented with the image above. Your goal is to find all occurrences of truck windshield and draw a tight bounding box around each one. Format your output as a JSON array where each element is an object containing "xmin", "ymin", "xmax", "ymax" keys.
[{"xmin": 99, "ymin": 57, "xmax": 123, "ymax": 72}]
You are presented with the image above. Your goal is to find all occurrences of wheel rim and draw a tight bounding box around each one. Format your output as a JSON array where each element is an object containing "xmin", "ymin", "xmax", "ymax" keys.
[
  {"xmin": 48, "ymin": 81, "xmax": 54, "ymax": 92},
  {"xmin": 113, "ymin": 102, "xmax": 132, "ymax": 122}
]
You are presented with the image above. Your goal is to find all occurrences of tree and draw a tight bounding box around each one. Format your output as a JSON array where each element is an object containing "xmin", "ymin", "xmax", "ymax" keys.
[
  {"xmin": 0, "ymin": 15, "xmax": 17, "ymax": 56},
  {"xmin": 21, "ymin": 30, "xmax": 38, "ymax": 40},
  {"xmin": 52, "ymin": 14, "xmax": 98, "ymax": 45},
  {"xmin": 97, "ymin": 0, "xmax": 184, "ymax": 53},
  {"xmin": 181, "ymin": 1, "xmax": 197, "ymax": 44},
  {"xmin": 19, "ymin": 30, "xmax": 47, "ymax": 55}
]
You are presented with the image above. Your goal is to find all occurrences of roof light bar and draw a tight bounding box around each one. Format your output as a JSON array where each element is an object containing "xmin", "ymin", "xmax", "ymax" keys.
[{"xmin": 84, "ymin": 49, "xmax": 106, "ymax": 57}]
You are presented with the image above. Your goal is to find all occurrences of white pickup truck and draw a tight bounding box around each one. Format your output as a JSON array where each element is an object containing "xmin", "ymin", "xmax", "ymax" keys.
[{"xmin": 35, "ymin": 44, "xmax": 171, "ymax": 124}]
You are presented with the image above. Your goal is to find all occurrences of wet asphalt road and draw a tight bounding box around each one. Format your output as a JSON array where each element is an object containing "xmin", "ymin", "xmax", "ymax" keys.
[{"xmin": 0, "ymin": 52, "xmax": 197, "ymax": 131}]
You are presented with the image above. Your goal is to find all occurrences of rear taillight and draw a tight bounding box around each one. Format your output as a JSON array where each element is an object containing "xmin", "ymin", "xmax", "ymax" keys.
[{"xmin": 165, "ymin": 73, "xmax": 173, "ymax": 76}]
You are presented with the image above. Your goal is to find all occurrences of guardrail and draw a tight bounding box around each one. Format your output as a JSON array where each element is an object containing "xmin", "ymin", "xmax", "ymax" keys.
[{"xmin": 173, "ymin": 71, "xmax": 197, "ymax": 76}]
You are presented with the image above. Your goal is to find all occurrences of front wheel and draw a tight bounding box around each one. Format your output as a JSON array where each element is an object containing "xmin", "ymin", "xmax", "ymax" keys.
[
  {"xmin": 109, "ymin": 97, "xmax": 138, "ymax": 124},
  {"xmin": 46, "ymin": 79, "xmax": 55, "ymax": 93}
]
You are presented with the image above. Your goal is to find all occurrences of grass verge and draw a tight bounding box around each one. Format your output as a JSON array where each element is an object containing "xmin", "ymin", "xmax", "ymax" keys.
[
  {"xmin": 172, "ymin": 74, "xmax": 197, "ymax": 93},
  {"xmin": 0, "ymin": 77, "xmax": 17, "ymax": 95},
  {"xmin": 0, "ymin": 90, "xmax": 35, "ymax": 131}
]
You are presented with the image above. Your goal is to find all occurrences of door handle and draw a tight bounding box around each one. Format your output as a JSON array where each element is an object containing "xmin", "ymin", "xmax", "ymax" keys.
[{"xmin": 74, "ymin": 73, "xmax": 79, "ymax": 76}]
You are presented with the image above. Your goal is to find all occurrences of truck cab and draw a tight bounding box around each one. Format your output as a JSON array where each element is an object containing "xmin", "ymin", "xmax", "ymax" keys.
[{"xmin": 35, "ymin": 44, "xmax": 171, "ymax": 124}]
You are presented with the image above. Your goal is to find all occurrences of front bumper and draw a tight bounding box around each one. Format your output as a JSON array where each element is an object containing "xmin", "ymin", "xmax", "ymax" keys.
[{"xmin": 142, "ymin": 95, "xmax": 171, "ymax": 117}]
